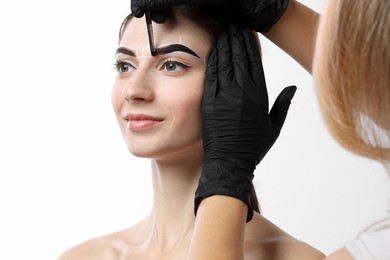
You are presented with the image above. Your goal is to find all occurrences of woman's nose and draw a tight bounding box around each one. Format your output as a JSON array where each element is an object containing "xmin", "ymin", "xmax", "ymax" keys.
[{"xmin": 123, "ymin": 68, "xmax": 154, "ymax": 103}]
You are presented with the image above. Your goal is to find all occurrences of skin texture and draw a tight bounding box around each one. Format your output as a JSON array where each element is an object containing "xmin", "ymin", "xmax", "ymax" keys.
[{"xmin": 58, "ymin": 12, "xmax": 324, "ymax": 260}]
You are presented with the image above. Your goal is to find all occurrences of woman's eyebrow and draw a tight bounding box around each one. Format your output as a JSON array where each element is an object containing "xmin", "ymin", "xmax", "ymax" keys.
[
  {"xmin": 116, "ymin": 47, "xmax": 136, "ymax": 57},
  {"xmin": 155, "ymin": 44, "xmax": 200, "ymax": 58},
  {"xmin": 115, "ymin": 44, "xmax": 200, "ymax": 58}
]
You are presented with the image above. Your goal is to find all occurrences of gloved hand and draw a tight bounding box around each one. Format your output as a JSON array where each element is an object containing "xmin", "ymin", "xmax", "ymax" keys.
[
  {"xmin": 131, "ymin": 0, "xmax": 289, "ymax": 32},
  {"xmin": 195, "ymin": 24, "xmax": 297, "ymax": 222}
]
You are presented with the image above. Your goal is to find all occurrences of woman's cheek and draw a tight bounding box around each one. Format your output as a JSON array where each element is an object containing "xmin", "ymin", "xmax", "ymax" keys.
[{"xmin": 111, "ymin": 81, "xmax": 123, "ymax": 115}]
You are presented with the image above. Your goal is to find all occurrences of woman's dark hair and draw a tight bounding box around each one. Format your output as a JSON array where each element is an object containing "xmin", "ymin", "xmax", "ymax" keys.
[{"xmin": 118, "ymin": 6, "xmax": 261, "ymax": 214}]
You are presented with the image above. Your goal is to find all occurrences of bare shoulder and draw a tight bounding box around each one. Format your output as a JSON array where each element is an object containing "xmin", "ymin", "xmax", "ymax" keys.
[
  {"xmin": 57, "ymin": 223, "xmax": 145, "ymax": 260},
  {"xmin": 244, "ymin": 213, "xmax": 325, "ymax": 260},
  {"xmin": 58, "ymin": 236, "xmax": 114, "ymax": 260},
  {"xmin": 57, "ymin": 233, "xmax": 119, "ymax": 260}
]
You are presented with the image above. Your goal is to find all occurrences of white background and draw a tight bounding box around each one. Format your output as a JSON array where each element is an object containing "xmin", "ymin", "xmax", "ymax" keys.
[{"xmin": 0, "ymin": 0, "xmax": 389, "ymax": 259}]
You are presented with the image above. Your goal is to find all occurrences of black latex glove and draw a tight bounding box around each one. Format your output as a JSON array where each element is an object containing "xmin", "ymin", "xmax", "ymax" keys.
[
  {"xmin": 195, "ymin": 24, "xmax": 297, "ymax": 222},
  {"xmin": 131, "ymin": 0, "xmax": 289, "ymax": 32}
]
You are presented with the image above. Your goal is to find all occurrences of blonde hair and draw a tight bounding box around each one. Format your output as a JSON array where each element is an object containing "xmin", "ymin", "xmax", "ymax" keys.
[{"xmin": 313, "ymin": 0, "xmax": 390, "ymax": 166}]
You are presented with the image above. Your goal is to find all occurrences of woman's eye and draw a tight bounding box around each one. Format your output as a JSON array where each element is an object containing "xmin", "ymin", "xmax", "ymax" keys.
[
  {"xmin": 115, "ymin": 61, "xmax": 135, "ymax": 73},
  {"xmin": 162, "ymin": 60, "xmax": 189, "ymax": 72}
]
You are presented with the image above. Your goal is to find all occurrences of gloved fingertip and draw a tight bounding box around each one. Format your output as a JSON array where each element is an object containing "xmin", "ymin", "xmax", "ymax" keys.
[
  {"xmin": 206, "ymin": 49, "xmax": 217, "ymax": 78},
  {"xmin": 280, "ymin": 85, "xmax": 297, "ymax": 102},
  {"xmin": 131, "ymin": 6, "xmax": 144, "ymax": 18},
  {"xmin": 151, "ymin": 9, "xmax": 169, "ymax": 23},
  {"xmin": 269, "ymin": 85, "xmax": 297, "ymax": 128},
  {"xmin": 208, "ymin": 48, "xmax": 217, "ymax": 63},
  {"xmin": 216, "ymin": 30, "xmax": 230, "ymax": 56}
]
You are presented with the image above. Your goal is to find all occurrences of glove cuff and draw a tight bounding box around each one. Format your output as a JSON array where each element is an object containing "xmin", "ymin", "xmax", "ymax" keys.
[{"xmin": 194, "ymin": 160, "xmax": 254, "ymax": 222}]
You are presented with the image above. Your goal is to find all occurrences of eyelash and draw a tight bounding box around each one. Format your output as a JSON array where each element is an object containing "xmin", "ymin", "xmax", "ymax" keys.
[
  {"xmin": 164, "ymin": 59, "xmax": 190, "ymax": 70},
  {"xmin": 113, "ymin": 59, "xmax": 190, "ymax": 74},
  {"xmin": 113, "ymin": 61, "xmax": 134, "ymax": 73}
]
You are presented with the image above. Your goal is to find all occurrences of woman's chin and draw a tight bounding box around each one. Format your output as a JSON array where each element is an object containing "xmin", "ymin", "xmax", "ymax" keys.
[{"xmin": 128, "ymin": 147, "xmax": 154, "ymax": 159}]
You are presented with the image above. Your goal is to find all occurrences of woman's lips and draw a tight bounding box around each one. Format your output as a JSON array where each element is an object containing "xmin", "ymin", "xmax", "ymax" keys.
[
  {"xmin": 127, "ymin": 119, "xmax": 163, "ymax": 131},
  {"xmin": 124, "ymin": 113, "xmax": 163, "ymax": 132}
]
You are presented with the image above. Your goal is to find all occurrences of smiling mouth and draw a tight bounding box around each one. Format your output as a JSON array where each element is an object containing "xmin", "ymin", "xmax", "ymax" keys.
[
  {"xmin": 124, "ymin": 114, "xmax": 164, "ymax": 132},
  {"xmin": 127, "ymin": 119, "xmax": 163, "ymax": 131}
]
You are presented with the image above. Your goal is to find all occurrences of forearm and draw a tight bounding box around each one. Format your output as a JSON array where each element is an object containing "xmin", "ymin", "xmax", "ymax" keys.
[
  {"xmin": 187, "ymin": 195, "xmax": 247, "ymax": 260},
  {"xmin": 264, "ymin": 0, "xmax": 320, "ymax": 73}
]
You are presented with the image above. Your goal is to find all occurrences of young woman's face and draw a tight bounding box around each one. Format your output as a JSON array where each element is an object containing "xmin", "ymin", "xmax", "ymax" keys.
[{"xmin": 112, "ymin": 14, "xmax": 213, "ymax": 160}]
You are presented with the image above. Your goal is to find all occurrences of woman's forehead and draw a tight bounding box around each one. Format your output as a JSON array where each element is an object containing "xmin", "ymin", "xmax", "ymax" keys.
[{"xmin": 120, "ymin": 15, "xmax": 212, "ymax": 56}]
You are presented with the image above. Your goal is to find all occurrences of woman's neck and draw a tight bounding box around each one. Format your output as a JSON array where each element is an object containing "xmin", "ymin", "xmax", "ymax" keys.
[{"xmin": 145, "ymin": 148, "xmax": 203, "ymax": 250}]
